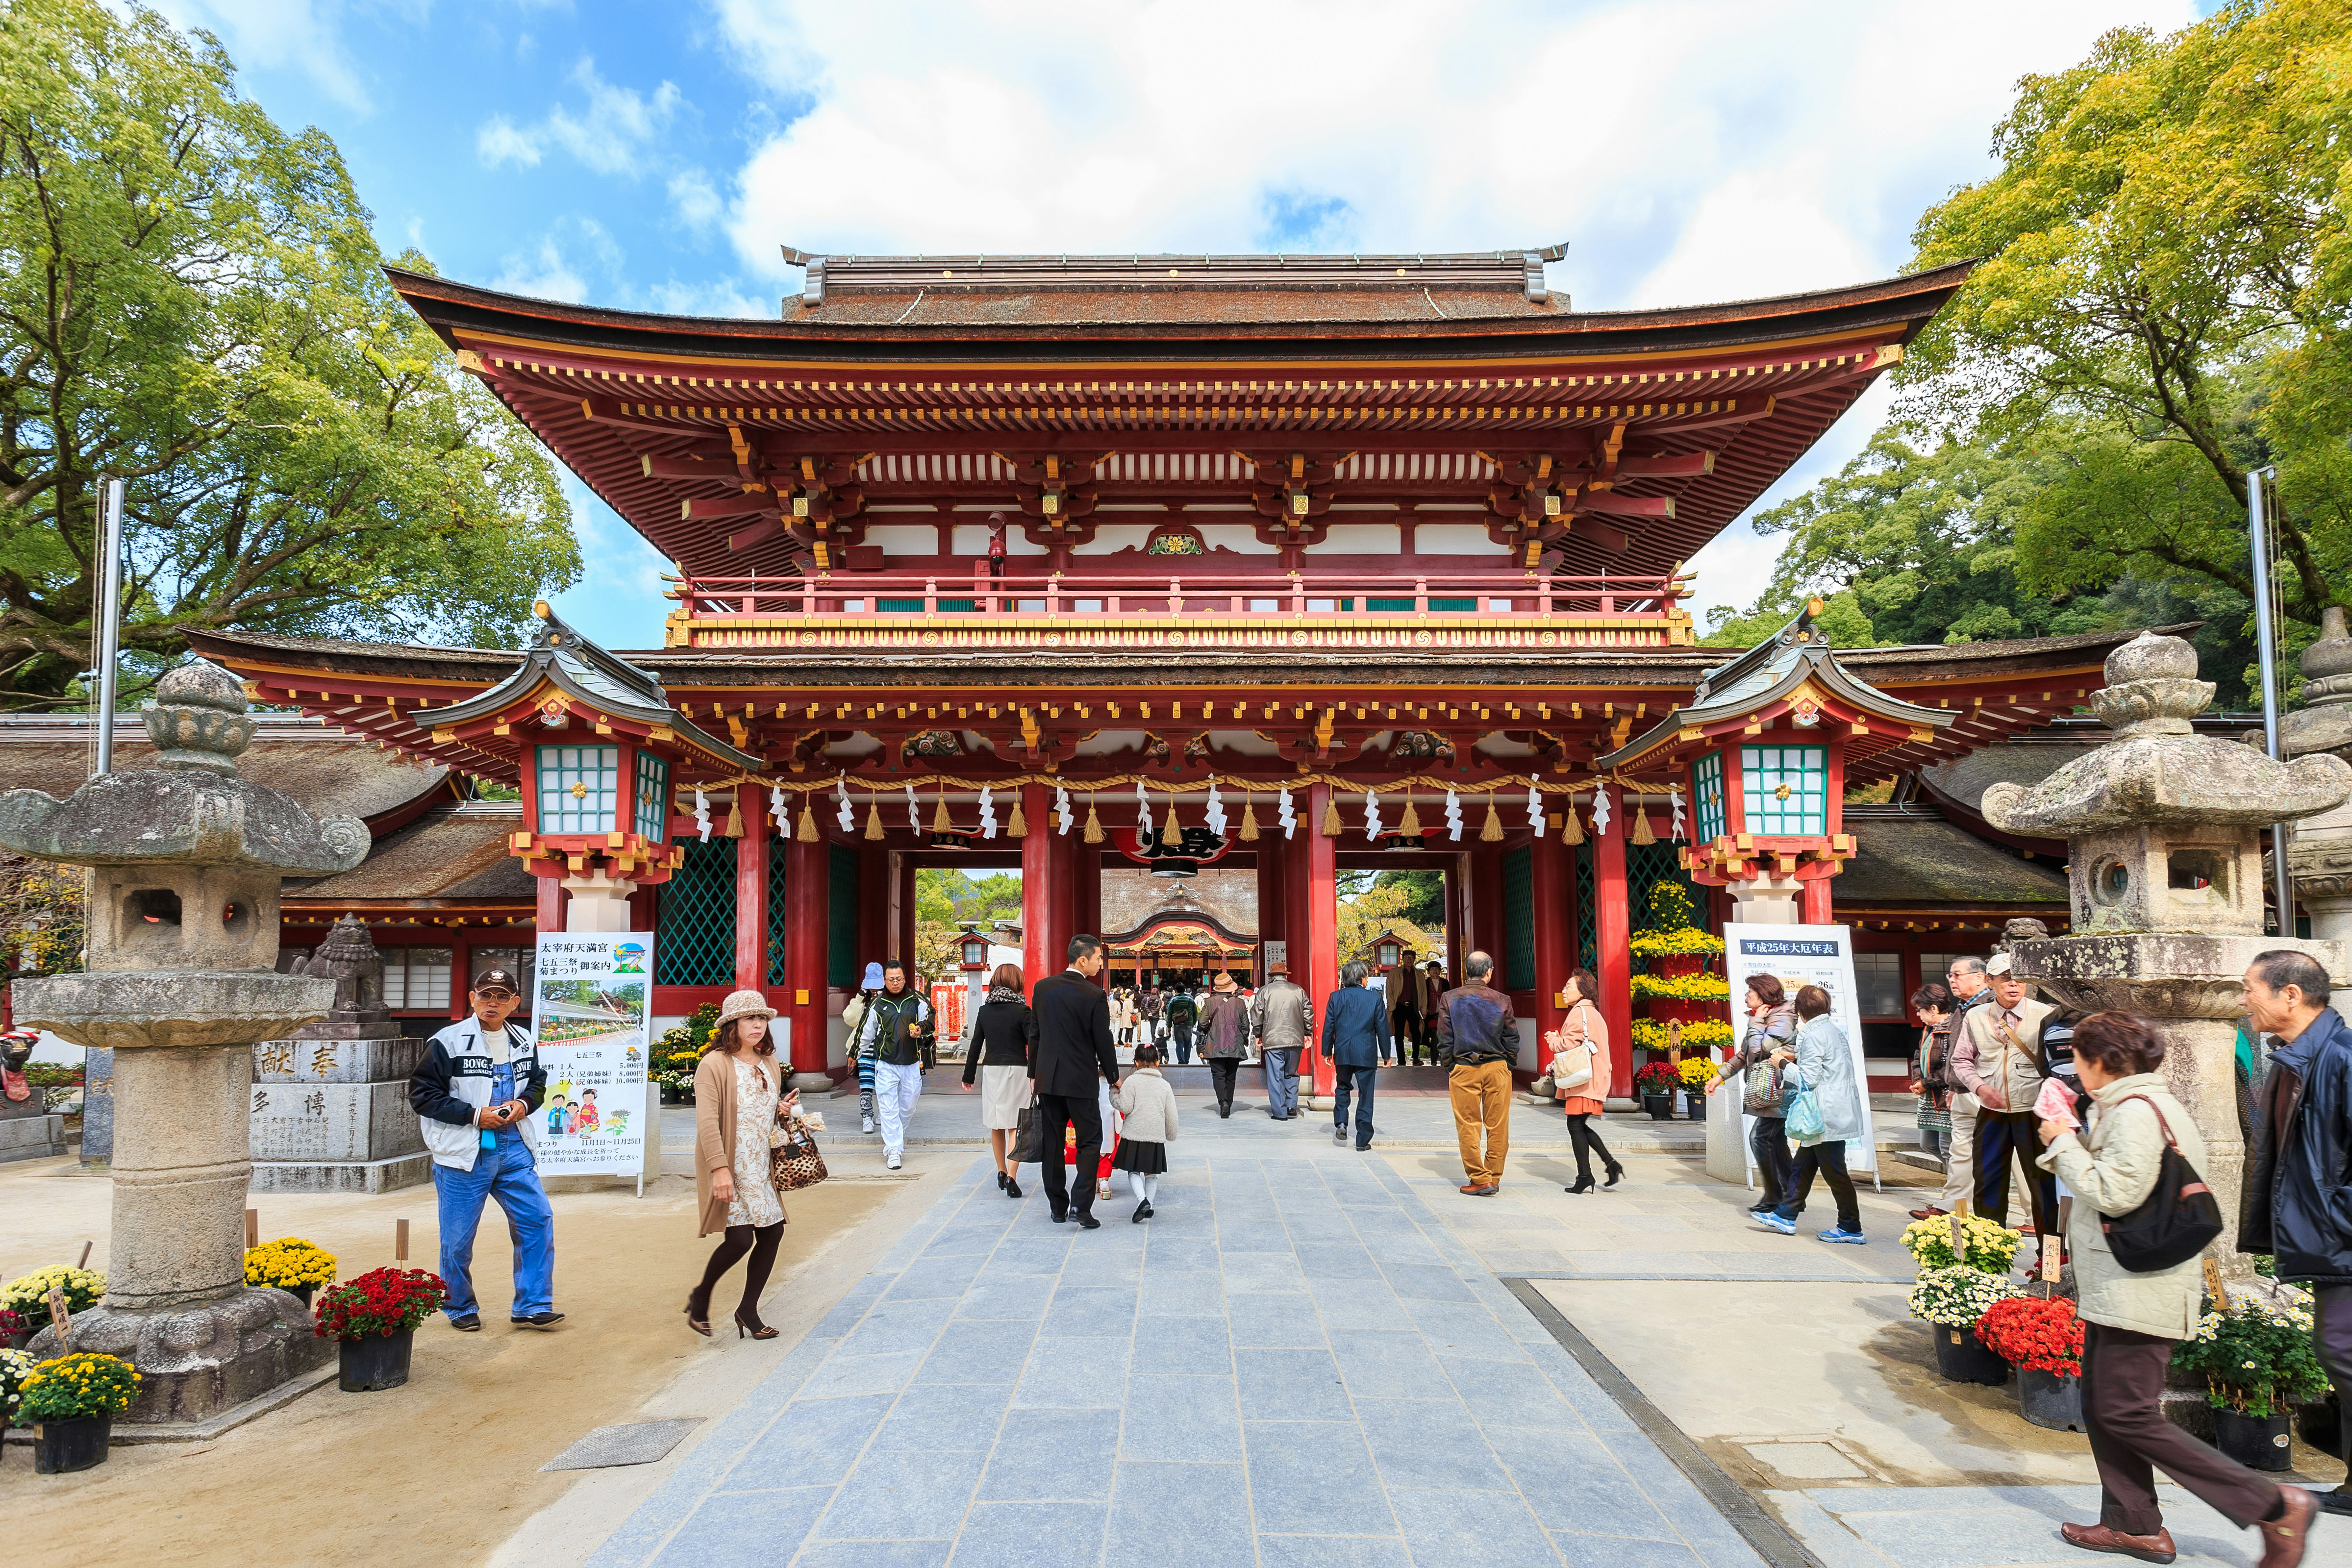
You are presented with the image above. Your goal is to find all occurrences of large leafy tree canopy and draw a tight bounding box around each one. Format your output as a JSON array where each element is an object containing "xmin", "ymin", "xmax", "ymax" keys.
[
  {"xmin": 1712, "ymin": 0, "xmax": 2350, "ymax": 697},
  {"xmin": 0, "ymin": 0, "xmax": 576, "ymax": 708}
]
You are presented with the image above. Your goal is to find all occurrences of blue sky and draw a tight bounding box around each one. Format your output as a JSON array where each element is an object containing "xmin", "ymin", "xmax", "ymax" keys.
[{"xmin": 157, "ymin": 0, "xmax": 2203, "ymax": 650}]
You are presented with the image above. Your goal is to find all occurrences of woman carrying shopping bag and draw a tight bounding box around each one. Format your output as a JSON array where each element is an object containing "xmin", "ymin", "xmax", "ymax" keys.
[{"xmin": 1552, "ymin": 968, "xmax": 1623, "ymax": 1194}]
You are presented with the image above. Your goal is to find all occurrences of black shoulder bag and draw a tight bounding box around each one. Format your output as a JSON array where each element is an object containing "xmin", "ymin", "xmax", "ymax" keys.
[{"xmin": 2099, "ymin": 1094, "xmax": 2224, "ymax": 1272}]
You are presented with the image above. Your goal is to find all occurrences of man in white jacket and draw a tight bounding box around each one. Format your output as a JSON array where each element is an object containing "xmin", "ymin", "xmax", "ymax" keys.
[{"xmin": 408, "ymin": 970, "xmax": 561, "ymax": 1332}]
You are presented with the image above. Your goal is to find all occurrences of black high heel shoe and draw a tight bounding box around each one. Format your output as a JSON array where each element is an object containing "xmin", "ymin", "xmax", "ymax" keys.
[
  {"xmin": 997, "ymin": 1170, "xmax": 1009, "ymax": 1192},
  {"xmin": 1565, "ymin": 1175, "xmax": 1595, "ymax": 1195},
  {"xmin": 1004, "ymin": 1173, "xmax": 1022, "ymax": 1199},
  {"xmin": 1603, "ymin": 1163, "xmax": 1626, "ymax": 1190},
  {"xmin": 734, "ymin": 1309, "xmax": 778, "ymax": 1341},
  {"xmin": 683, "ymin": 1294, "xmax": 712, "ymax": 1338}
]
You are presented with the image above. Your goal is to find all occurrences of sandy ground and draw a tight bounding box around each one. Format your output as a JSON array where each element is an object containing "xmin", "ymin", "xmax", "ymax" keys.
[{"xmin": 1, "ymin": 1152, "xmax": 897, "ymax": 1568}]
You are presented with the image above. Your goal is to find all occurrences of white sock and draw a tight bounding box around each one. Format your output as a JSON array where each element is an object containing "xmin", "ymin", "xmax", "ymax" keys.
[{"xmin": 1142, "ymin": 1174, "xmax": 1160, "ymax": 1202}]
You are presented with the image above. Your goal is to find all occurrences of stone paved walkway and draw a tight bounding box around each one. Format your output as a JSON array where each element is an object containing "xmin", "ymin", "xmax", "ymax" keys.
[{"xmin": 585, "ymin": 1140, "xmax": 1767, "ymax": 1568}]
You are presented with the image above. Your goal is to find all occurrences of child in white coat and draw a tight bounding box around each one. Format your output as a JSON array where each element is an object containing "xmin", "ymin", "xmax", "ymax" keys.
[{"xmin": 1110, "ymin": 1045, "xmax": 1179, "ymax": 1222}]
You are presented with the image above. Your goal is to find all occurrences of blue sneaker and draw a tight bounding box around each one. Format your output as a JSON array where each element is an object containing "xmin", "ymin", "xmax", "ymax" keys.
[
  {"xmin": 1756, "ymin": 1211, "xmax": 1796, "ymax": 1235},
  {"xmin": 1816, "ymin": 1227, "xmax": 1868, "ymax": 1244}
]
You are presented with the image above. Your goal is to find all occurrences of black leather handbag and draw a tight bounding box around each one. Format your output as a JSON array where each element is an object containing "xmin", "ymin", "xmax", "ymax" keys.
[{"xmin": 2100, "ymin": 1095, "xmax": 2224, "ymax": 1271}]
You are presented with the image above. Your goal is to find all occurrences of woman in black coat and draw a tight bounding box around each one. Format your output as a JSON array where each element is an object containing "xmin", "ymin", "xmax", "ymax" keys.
[{"xmin": 962, "ymin": 963, "xmax": 1038, "ymax": 1198}]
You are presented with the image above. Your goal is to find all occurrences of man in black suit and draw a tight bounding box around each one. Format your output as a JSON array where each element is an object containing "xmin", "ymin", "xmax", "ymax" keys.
[{"xmin": 1030, "ymin": 933, "xmax": 1121, "ymax": 1229}]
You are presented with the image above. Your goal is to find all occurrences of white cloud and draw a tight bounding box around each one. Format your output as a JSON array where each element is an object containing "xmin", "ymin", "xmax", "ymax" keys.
[
  {"xmin": 156, "ymin": 0, "xmax": 375, "ymax": 112},
  {"xmin": 474, "ymin": 57, "xmax": 682, "ymax": 177},
  {"xmin": 668, "ymin": 168, "xmax": 724, "ymax": 231},
  {"xmin": 703, "ymin": 0, "xmax": 2197, "ymax": 626},
  {"xmin": 490, "ymin": 218, "xmax": 621, "ymax": 303}
]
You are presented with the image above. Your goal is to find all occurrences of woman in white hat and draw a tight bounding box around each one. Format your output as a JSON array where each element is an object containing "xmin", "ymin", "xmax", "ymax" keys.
[{"xmin": 687, "ymin": 989, "xmax": 796, "ymax": 1339}]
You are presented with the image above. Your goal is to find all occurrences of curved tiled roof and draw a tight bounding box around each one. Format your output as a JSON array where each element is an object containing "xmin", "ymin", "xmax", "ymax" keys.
[
  {"xmin": 1835, "ymin": 812, "xmax": 2069, "ymax": 906},
  {"xmin": 0, "ymin": 715, "xmax": 447, "ymax": 823},
  {"xmin": 287, "ymin": 804, "xmax": 534, "ymax": 902}
]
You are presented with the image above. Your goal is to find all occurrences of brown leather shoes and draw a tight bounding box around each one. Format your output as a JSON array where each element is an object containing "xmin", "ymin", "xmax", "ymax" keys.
[
  {"xmin": 2059, "ymin": 1521, "xmax": 2176, "ymax": 1563},
  {"xmin": 1907, "ymin": 1206, "xmax": 1949, "ymax": 1221},
  {"xmin": 2258, "ymin": 1486, "xmax": 2317, "ymax": 1568},
  {"xmin": 1458, "ymin": 1182, "xmax": 1498, "ymax": 1196}
]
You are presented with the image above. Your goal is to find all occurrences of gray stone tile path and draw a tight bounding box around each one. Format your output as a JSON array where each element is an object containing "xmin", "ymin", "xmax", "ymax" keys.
[{"xmin": 585, "ymin": 1144, "xmax": 1767, "ymax": 1568}]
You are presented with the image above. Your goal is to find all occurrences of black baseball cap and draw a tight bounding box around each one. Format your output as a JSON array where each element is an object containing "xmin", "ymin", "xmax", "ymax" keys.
[{"xmin": 472, "ymin": 969, "xmax": 521, "ymax": 996}]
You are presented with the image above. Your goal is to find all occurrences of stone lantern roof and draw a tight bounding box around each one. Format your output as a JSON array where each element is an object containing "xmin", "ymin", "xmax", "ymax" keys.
[
  {"xmin": 0, "ymin": 661, "xmax": 368, "ymax": 876},
  {"xmin": 1982, "ymin": 631, "xmax": 2352, "ymax": 836}
]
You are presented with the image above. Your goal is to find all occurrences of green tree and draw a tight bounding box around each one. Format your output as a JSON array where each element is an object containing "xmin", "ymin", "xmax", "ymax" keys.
[
  {"xmin": 911, "ymin": 868, "xmax": 1022, "ymax": 982},
  {"xmin": 1703, "ymin": 427, "xmax": 2262, "ymax": 704},
  {"xmin": 1902, "ymin": 0, "xmax": 2352, "ymax": 630},
  {"xmin": 0, "ymin": 0, "xmax": 577, "ymax": 707}
]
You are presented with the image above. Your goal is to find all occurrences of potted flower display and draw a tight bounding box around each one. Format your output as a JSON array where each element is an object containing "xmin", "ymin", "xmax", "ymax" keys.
[
  {"xmin": 1632, "ymin": 1061, "xmax": 1682, "ymax": 1120},
  {"xmin": 1907, "ymin": 1266, "xmax": 2020, "ymax": 1384},
  {"xmin": 15, "ymin": 1351, "xmax": 139, "ymax": 1473},
  {"xmin": 1899, "ymin": 1213, "xmax": 2023, "ymax": 1275},
  {"xmin": 1976, "ymin": 1294, "xmax": 2085, "ymax": 1430},
  {"xmin": 1676, "ymin": 1056, "xmax": 1717, "ymax": 1118},
  {"xmin": 0, "ymin": 1265, "xmax": 105, "ymax": 1323},
  {"xmin": 244, "ymin": 1237, "xmax": 338, "ymax": 1308},
  {"xmin": 0, "ymin": 1308, "xmax": 30, "ymax": 1351},
  {"xmin": 654, "ymin": 1002, "xmax": 721, "ymax": 1104},
  {"xmin": 2171, "ymin": 1292, "xmax": 2330, "ymax": 1470},
  {"xmin": 314, "ymin": 1267, "xmax": 447, "ymax": 1392},
  {"xmin": 1, "ymin": 1345, "xmax": 33, "ymax": 1425},
  {"xmin": 1628, "ymin": 883, "xmax": 1728, "ymax": 1084}
]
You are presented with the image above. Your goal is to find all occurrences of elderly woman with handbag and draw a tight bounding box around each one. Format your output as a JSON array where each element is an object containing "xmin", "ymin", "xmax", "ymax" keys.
[
  {"xmin": 2035, "ymin": 1010, "xmax": 2311, "ymax": 1565},
  {"xmin": 1553, "ymin": 968, "xmax": 1623, "ymax": 1194},
  {"xmin": 687, "ymin": 989, "xmax": 798, "ymax": 1341},
  {"xmin": 1755, "ymin": 984, "xmax": 1867, "ymax": 1244}
]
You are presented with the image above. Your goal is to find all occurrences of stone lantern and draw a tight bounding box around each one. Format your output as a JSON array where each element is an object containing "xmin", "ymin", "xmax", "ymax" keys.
[
  {"xmin": 0, "ymin": 661, "xmax": 368, "ymax": 1428},
  {"xmin": 1982, "ymin": 631, "xmax": 2352, "ymax": 1272},
  {"xmin": 2279, "ymin": 607, "xmax": 2352, "ymax": 946}
]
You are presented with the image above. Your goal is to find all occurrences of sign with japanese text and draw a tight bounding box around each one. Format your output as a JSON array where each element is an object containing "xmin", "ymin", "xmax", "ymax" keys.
[
  {"xmin": 529, "ymin": 931, "xmax": 654, "ymax": 1176},
  {"xmin": 1721, "ymin": 923, "xmax": 1876, "ymax": 1177}
]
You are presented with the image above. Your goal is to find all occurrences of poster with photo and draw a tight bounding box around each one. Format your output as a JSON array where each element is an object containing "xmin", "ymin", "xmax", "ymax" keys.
[
  {"xmin": 1720, "ymin": 922, "xmax": 1877, "ymax": 1178},
  {"xmin": 529, "ymin": 932, "xmax": 654, "ymax": 1176}
]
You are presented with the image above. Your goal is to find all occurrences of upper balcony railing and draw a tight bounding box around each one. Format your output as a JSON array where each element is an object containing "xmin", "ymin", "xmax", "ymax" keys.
[{"xmin": 662, "ymin": 568, "xmax": 1696, "ymax": 652}]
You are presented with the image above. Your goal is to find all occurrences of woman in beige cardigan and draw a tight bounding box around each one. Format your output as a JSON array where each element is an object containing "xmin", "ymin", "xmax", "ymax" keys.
[
  {"xmin": 687, "ymin": 989, "xmax": 798, "ymax": 1340},
  {"xmin": 2036, "ymin": 1011, "xmax": 2312, "ymax": 1565}
]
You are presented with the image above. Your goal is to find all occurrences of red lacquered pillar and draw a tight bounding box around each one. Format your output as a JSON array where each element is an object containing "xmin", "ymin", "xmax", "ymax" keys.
[
  {"xmin": 734, "ymin": 821, "xmax": 770, "ymax": 992},
  {"xmin": 1594, "ymin": 789, "xmax": 1634, "ymax": 1098},
  {"xmin": 1305, "ymin": 781, "xmax": 1338, "ymax": 1099},
  {"xmin": 1530, "ymin": 821, "xmax": 1572, "ymax": 1076},
  {"xmin": 1022, "ymin": 783, "xmax": 1057, "ymax": 992},
  {"xmin": 1801, "ymin": 873, "xmax": 1835, "ymax": 925},
  {"xmin": 782, "ymin": 830, "xmax": 829, "ymax": 1084}
]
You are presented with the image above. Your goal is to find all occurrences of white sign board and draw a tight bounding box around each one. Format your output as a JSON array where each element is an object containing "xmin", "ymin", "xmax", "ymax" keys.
[
  {"xmin": 529, "ymin": 931, "xmax": 654, "ymax": 1176},
  {"xmin": 1721, "ymin": 923, "xmax": 1876, "ymax": 1178},
  {"xmin": 1261, "ymin": 940, "xmax": 1287, "ymax": 970}
]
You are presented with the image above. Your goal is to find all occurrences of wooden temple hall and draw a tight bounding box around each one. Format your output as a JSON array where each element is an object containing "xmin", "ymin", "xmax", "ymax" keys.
[{"xmin": 176, "ymin": 247, "xmax": 2146, "ymax": 1099}]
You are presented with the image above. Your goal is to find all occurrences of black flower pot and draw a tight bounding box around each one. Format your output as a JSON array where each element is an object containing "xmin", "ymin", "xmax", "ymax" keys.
[
  {"xmin": 2300, "ymin": 1394, "xmax": 2339, "ymax": 1456},
  {"xmin": 338, "ymin": 1328, "xmax": 414, "ymax": 1392},
  {"xmin": 32, "ymin": 1413, "xmax": 110, "ymax": 1473},
  {"xmin": 288, "ymin": 1284, "xmax": 315, "ymax": 1310},
  {"xmin": 1682, "ymin": 1090, "xmax": 1707, "ymax": 1119},
  {"xmin": 2017, "ymin": 1367, "xmax": 2085, "ymax": 1431},
  {"xmin": 2213, "ymin": 1408, "xmax": 2293, "ymax": 1471},
  {"xmin": 1931, "ymin": 1324, "xmax": 2009, "ymax": 1385},
  {"xmin": 1642, "ymin": 1093, "xmax": 1673, "ymax": 1121}
]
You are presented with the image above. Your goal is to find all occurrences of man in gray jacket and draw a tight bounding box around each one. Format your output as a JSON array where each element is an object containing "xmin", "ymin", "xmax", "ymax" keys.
[{"xmin": 1252, "ymin": 961, "xmax": 1314, "ymax": 1121}]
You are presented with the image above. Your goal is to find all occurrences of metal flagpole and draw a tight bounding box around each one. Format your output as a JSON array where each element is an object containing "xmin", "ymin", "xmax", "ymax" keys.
[
  {"xmin": 2250, "ymin": 466, "xmax": 2293, "ymax": 934},
  {"xmin": 94, "ymin": 476, "xmax": 125, "ymax": 776}
]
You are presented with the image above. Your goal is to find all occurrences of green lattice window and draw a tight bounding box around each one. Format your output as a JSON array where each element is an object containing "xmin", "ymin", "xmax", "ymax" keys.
[
  {"xmin": 878, "ymin": 598, "xmax": 977, "ymax": 612},
  {"xmin": 766, "ymin": 837, "xmax": 788, "ymax": 986},
  {"xmin": 1366, "ymin": 597, "xmax": 1477, "ymax": 612},
  {"xmin": 655, "ymin": 835, "xmax": 736, "ymax": 985},
  {"xmin": 634, "ymin": 752, "xmax": 669, "ymax": 842},
  {"xmin": 1691, "ymin": 752, "xmax": 1726, "ymax": 843},
  {"xmin": 1740, "ymin": 744, "xmax": 1828, "ymax": 836},
  {"xmin": 537, "ymin": 745, "xmax": 618, "ymax": 835},
  {"xmin": 1575, "ymin": 842, "xmax": 1597, "ymax": 972},
  {"xmin": 1502, "ymin": 845, "xmax": 1534, "ymax": 992},
  {"xmin": 828, "ymin": 844, "xmax": 858, "ymax": 989}
]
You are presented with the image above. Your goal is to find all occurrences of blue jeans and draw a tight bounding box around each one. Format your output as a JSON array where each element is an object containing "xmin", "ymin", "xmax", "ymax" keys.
[
  {"xmin": 1262, "ymin": 1048, "xmax": 1299, "ymax": 1118},
  {"xmin": 433, "ymin": 1136, "xmax": 555, "ymax": 1320},
  {"xmin": 1333, "ymin": 1065, "xmax": 1376, "ymax": 1147}
]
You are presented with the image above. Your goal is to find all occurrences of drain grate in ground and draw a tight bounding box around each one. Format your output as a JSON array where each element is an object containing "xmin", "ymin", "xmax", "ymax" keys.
[{"xmin": 542, "ymin": 1418, "xmax": 703, "ymax": 1472}]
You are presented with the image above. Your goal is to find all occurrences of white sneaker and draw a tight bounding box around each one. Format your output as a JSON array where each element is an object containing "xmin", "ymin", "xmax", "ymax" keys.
[
  {"xmin": 862, "ymin": 1116, "xmax": 876, "ymax": 1135},
  {"xmin": 886, "ymin": 1150, "xmax": 902, "ymax": 1170}
]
